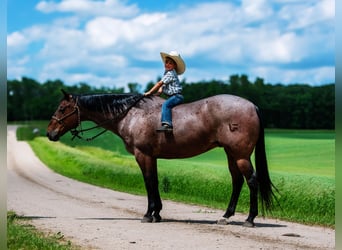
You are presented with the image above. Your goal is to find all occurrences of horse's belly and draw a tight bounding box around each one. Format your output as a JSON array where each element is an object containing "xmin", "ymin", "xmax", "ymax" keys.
[{"xmin": 156, "ymin": 140, "xmax": 218, "ymax": 159}]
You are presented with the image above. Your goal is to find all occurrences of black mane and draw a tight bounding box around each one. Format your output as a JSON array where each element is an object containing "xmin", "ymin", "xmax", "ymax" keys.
[{"xmin": 74, "ymin": 93, "xmax": 144, "ymax": 119}]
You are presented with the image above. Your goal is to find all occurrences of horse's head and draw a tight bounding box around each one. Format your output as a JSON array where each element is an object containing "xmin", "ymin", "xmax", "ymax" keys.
[{"xmin": 46, "ymin": 89, "xmax": 80, "ymax": 141}]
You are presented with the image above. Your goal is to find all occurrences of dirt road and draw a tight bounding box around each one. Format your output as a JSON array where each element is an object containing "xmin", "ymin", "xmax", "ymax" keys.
[{"xmin": 7, "ymin": 126, "xmax": 334, "ymax": 249}]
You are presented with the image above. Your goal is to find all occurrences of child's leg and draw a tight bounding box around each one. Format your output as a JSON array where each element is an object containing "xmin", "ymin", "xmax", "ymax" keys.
[{"xmin": 161, "ymin": 94, "xmax": 184, "ymax": 127}]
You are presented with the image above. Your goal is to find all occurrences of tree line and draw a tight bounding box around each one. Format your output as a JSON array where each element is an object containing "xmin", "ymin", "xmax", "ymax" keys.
[{"xmin": 7, "ymin": 75, "xmax": 334, "ymax": 129}]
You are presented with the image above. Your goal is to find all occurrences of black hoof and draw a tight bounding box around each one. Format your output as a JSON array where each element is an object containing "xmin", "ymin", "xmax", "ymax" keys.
[
  {"xmin": 217, "ymin": 218, "xmax": 230, "ymax": 225},
  {"xmin": 243, "ymin": 220, "xmax": 255, "ymax": 227},
  {"xmin": 152, "ymin": 214, "xmax": 162, "ymax": 223},
  {"xmin": 141, "ymin": 214, "xmax": 162, "ymax": 223},
  {"xmin": 141, "ymin": 215, "xmax": 153, "ymax": 223}
]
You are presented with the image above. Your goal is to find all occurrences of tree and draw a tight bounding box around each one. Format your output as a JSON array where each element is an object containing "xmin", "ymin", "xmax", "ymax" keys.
[
  {"xmin": 6, "ymin": 76, "xmax": 335, "ymax": 129},
  {"xmin": 128, "ymin": 83, "xmax": 141, "ymax": 93}
]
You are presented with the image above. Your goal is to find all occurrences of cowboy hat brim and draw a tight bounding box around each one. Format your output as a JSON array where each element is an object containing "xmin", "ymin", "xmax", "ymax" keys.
[{"xmin": 160, "ymin": 51, "xmax": 186, "ymax": 75}]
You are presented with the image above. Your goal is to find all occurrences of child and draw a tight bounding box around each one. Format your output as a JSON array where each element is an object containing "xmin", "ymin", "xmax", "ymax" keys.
[{"xmin": 144, "ymin": 51, "xmax": 186, "ymax": 132}]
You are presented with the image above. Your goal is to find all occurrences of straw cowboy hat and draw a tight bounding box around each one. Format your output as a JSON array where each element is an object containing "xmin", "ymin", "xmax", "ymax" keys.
[{"xmin": 160, "ymin": 50, "xmax": 186, "ymax": 75}]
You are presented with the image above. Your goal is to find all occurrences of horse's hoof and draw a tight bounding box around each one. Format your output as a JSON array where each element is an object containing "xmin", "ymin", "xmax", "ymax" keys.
[
  {"xmin": 152, "ymin": 214, "xmax": 161, "ymax": 223},
  {"xmin": 141, "ymin": 215, "xmax": 153, "ymax": 223},
  {"xmin": 243, "ymin": 220, "xmax": 255, "ymax": 227},
  {"xmin": 217, "ymin": 218, "xmax": 230, "ymax": 225}
]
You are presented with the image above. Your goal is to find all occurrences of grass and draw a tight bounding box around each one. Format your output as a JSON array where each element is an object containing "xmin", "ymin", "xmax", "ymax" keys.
[
  {"xmin": 7, "ymin": 211, "xmax": 79, "ymax": 250},
  {"xmin": 265, "ymin": 130, "xmax": 335, "ymax": 177},
  {"xmin": 22, "ymin": 124, "xmax": 335, "ymax": 227}
]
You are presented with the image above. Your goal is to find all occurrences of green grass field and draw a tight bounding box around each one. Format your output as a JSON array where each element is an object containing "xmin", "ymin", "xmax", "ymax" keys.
[
  {"xmin": 7, "ymin": 211, "xmax": 78, "ymax": 250},
  {"xmin": 16, "ymin": 122, "xmax": 335, "ymax": 227}
]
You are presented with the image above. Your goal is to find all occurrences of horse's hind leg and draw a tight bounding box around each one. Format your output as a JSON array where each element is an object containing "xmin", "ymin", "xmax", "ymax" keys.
[
  {"xmin": 219, "ymin": 153, "xmax": 258, "ymax": 227},
  {"xmin": 218, "ymin": 157, "xmax": 244, "ymax": 224},
  {"xmin": 237, "ymin": 158, "xmax": 258, "ymax": 227}
]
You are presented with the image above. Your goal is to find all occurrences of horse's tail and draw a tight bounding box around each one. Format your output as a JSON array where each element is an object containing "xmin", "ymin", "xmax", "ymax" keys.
[{"xmin": 255, "ymin": 107, "xmax": 277, "ymax": 213}]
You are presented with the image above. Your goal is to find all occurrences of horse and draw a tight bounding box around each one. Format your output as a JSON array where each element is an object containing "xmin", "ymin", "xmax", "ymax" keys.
[{"xmin": 46, "ymin": 90, "xmax": 277, "ymax": 227}]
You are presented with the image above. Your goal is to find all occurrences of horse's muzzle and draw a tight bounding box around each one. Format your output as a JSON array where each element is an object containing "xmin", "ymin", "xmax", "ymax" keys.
[{"xmin": 46, "ymin": 130, "xmax": 60, "ymax": 141}]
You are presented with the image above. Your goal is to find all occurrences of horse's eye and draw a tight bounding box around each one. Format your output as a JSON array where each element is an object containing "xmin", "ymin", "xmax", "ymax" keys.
[{"xmin": 59, "ymin": 106, "xmax": 66, "ymax": 114}]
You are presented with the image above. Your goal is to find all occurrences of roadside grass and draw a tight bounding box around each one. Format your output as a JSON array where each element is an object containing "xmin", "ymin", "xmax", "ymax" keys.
[
  {"xmin": 7, "ymin": 211, "xmax": 79, "ymax": 250},
  {"xmin": 14, "ymin": 120, "xmax": 49, "ymax": 141},
  {"xmin": 24, "ymin": 125, "xmax": 335, "ymax": 227}
]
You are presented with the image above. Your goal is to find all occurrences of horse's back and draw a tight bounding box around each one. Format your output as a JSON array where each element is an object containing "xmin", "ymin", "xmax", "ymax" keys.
[
  {"xmin": 177, "ymin": 94, "xmax": 257, "ymax": 122},
  {"xmin": 141, "ymin": 94, "xmax": 258, "ymax": 130},
  {"xmin": 130, "ymin": 94, "xmax": 260, "ymax": 158},
  {"xmin": 146, "ymin": 94, "xmax": 255, "ymax": 111}
]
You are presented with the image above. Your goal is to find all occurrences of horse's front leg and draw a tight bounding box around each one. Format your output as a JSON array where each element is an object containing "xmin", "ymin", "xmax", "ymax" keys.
[{"xmin": 134, "ymin": 149, "xmax": 162, "ymax": 223}]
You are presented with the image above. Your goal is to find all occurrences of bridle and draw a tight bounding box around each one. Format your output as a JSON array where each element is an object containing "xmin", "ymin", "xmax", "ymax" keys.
[
  {"xmin": 51, "ymin": 97, "xmax": 108, "ymax": 141},
  {"xmin": 51, "ymin": 97, "xmax": 81, "ymax": 127}
]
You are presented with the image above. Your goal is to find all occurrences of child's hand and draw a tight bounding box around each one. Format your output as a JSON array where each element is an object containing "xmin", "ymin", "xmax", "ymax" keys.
[{"xmin": 156, "ymin": 87, "xmax": 163, "ymax": 95}]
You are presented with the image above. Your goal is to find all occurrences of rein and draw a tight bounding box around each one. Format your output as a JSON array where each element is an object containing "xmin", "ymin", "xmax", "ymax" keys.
[{"xmin": 70, "ymin": 122, "xmax": 109, "ymax": 142}]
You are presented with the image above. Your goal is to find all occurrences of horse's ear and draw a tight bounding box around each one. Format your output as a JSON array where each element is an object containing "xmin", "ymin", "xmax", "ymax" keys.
[{"xmin": 61, "ymin": 89, "xmax": 72, "ymax": 100}]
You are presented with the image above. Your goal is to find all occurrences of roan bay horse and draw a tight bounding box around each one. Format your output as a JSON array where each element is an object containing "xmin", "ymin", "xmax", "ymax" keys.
[{"xmin": 47, "ymin": 90, "xmax": 276, "ymax": 227}]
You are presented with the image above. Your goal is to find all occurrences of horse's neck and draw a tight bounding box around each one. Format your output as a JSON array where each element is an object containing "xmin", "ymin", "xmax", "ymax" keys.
[{"xmin": 80, "ymin": 108, "xmax": 119, "ymax": 130}]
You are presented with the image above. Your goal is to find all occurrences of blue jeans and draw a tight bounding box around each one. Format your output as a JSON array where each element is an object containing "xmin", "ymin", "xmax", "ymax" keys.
[{"xmin": 161, "ymin": 94, "xmax": 184, "ymax": 127}]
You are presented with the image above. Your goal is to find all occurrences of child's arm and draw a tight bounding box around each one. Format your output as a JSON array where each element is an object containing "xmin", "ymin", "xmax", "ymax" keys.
[{"xmin": 144, "ymin": 80, "xmax": 163, "ymax": 96}]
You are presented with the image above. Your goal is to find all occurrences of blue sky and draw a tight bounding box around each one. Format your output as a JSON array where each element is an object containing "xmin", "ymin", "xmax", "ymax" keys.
[{"xmin": 7, "ymin": 0, "xmax": 335, "ymax": 91}]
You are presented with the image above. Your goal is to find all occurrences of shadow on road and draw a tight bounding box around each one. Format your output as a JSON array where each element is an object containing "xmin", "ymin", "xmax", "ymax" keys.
[{"xmin": 74, "ymin": 217, "xmax": 287, "ymax": 228}]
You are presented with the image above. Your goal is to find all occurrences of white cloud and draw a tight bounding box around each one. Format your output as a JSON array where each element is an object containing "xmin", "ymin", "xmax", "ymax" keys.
[
  {"xmin": 251, "ymin": 65, "xmax": 335, "ymax": 85},
  {"xmin": 7, "ymin": 25, "xmax": 49, "ymax": 55},
  {"xmin": 241, "ymin": 0, "xmax": 273, "ymax": 20},
  {"xmin": 7, "ymin": 55, "xmax": 31, "ymax": 79},
  {"xmin": 249, "ymin": 31, "xmax": 303, "ymax": 63},
  {"xmin": 279, "ymin": 0, "xmax": 334, "ymax": 30},
  {"xmin": 36, "ymin": 0, "xmax": 139, "ymax": 17},
  {"xmin": 7, "ymin": 1, "xmax": 334, "ymax": 89},
  {"xmin": 7, "ymin": 31, "xmax": 27, "ymax": 48}
]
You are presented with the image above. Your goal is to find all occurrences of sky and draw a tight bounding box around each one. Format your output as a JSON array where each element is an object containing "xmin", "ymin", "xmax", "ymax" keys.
[{"xmin": 7, "ymin": 0, "xmax": 335, "ymax": 91}]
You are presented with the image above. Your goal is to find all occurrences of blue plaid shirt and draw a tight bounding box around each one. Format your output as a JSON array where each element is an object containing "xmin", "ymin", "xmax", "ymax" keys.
[{"xmin": 161, "ymin": 69, "xmax": 182, "ymax": 96}]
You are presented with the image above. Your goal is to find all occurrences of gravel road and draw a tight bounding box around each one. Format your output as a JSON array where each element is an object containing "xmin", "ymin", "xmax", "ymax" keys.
[{"xmin": 7, "ymin": 126, "xmax": 335, "ymax": 249}]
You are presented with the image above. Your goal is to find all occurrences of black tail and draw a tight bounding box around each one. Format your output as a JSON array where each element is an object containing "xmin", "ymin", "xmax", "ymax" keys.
[{"xmin": 255, "ymin": 107, "xmax": 277, "ymax": 213}]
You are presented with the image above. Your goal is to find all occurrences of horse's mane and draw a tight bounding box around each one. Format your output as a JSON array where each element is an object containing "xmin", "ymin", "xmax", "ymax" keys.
[{"xmin": 75, "ymin": 93, "xmax": 145, "ymax": 119}]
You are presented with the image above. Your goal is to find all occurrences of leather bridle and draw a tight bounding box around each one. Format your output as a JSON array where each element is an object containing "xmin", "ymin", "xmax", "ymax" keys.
[{"xmin": 51, "ymin": 97, "xmax": 80, "ymax": 127}]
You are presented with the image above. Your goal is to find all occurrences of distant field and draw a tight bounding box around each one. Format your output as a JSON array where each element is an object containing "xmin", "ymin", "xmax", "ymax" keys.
[
  {"xmin": 265, "ymin": 130, "xmax": 334, "ymax": 177},
  {"xmin": 16, "ymin": 122, "xmax": 335, "ymax": 226},
  {"xmin": 58, "ymin": 123, "xmax": 334, "ymax": 176}
]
